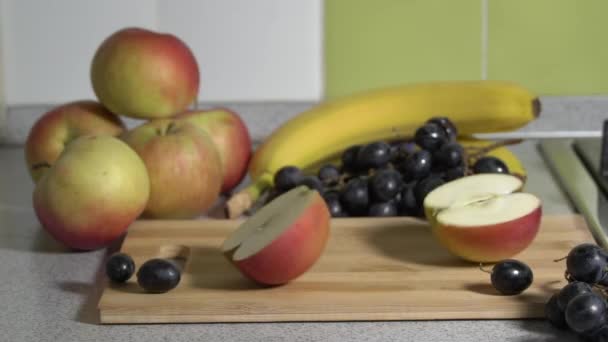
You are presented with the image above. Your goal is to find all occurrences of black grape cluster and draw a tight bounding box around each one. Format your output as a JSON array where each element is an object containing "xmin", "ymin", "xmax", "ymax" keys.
[
  {"xmin": 272, "ymin": 117, "xmax": 511, "ymax": 218},
  {"xmin": 545, "ymin": 243, "xmax": 608, "ymax": 341}
]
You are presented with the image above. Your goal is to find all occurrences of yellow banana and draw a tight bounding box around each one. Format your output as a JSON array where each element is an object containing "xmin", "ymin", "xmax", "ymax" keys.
[{"xmin": 226, "ymin": 80, "xmax": 538, "ymax": 217}]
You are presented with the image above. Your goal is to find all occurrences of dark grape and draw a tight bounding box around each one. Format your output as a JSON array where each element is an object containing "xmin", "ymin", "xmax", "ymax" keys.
[
  {"xmin": 567, "ymin": 243, "xmax": 608, "ymax": 284},
  {"xmin": 323, "ymin": 191, "xmax": 347, "ymax": 217},
  {"xmin": 370, "ymin": 169, "xmax": 403, "ymax": 202},
  {"xmin": 557, "ymin": 281, "xmax": 593, "ymax": 311},
  {"xmin": 414, "ymin": 176, "xmax": 445, "ymax": 207},
  {"xmin": 368, "ymin": 202, "xmax": 398, "ymax": 217},
  {"xmin": 106, "ymin": 253, "xmax": 135, "ymax": 283},
  {"xmin": 414, "ymin": 123, "xmax": 448, "ymax": 151},
  {"xmin": 586, "ymin": 325, "xmax": 608, "ymax": 342},
  {"xmin": 490, "ymin": 259, "xmax": 533, "ymax": 295},
  {"xmin": 340, "ymin": 177, "xmax": 370, "ymax": 216},
  {"xmin": 472, "ymin": 157, "xmax": 509, "ymax": 174},
  {"xmin": 390, "ymin": 141, "xmax": 417, "ymax": 163},
  {"xmin": 392, "ymin": 189, "xmax": 403, "ymax": 203},
  {"xmin": 444, "ymin": 166, "xmax": 466, "ymax": 181},
  {"xmin": 401, "ymin": 150, "xmax": 432, "ymax": 181},
  {"xmin": 341, "ymin": 145, "xmax": 362, "ymax": 172},
  {"xmin": 274, "ymin": 166, "xmax": 303, "ymax": 192},
  {"xmin": 296, "ymin": 176, "xmax": 324, "ymax": 193},
  {"xmin": 427, "ymin": 117, "xmax": 458, "ymax": 142},
  {"xmin": 434, "ymin": 142, "xmax": 464, "ymax": 168},
  {"xmin": 397, "ymin": 183, "xmax": 419, "ymax": 216},
  {"xmin": 318, "ymin": 164, "xmax": 341, "ymax": 186},
  {"xmin": 137, "ymin": 259, "xmax": 181, "ymax": 293},
  {"xmin": 565, "ymin": 292, "xmax": 608, "ymax": 334},
  {"xmin": 357, "ymin": 142, "xmax": 392, "ymax": 169},
  {"xmin": 545, "ymin": 294, "xmax": 568, "ymax": 329}
]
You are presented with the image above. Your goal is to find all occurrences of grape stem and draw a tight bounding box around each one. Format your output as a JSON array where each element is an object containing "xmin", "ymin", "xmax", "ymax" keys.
[
  {"xmin": 465, "ymin": 138, "xmax": 524, "ymax": 167},
  {"xmin": 479, "ymin": 263, "xmax": 492, "ymax": 274},
  {"xmin": 564, "ymin": 271, "xmax": 576, "ymax": 283},
  {"xmin": 553, "ymin": 256, "xmax": 567, "ymax": 262}
]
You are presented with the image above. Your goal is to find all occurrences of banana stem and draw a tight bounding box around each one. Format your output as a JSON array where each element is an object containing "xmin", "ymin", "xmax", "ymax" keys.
[{"xmin": 225, "ymin": 173, "xmax": 273, "ymax": 218}]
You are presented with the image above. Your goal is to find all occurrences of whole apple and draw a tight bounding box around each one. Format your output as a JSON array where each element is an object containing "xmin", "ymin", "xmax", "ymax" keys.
[
  {"xmin": 176, "ymin": 108, "xmax": 252, "ymax": 193},
  {"xmin": 25, "ymin": 100, "xmax": 125, "ymax": 182},
  {"xmin": 122, "ymin": 119, "xmax": 222, "ymax": 219},
  {"xmin": 33, "ymin": 135, "xmax": 150, "ymax": 250},
  {"xmin": 91, "ymin": 27, "xmax": 199, "ymax": 119}
]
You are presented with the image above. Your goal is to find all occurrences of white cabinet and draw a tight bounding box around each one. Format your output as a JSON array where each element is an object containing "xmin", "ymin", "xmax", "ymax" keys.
[{"xmin": 0, "ymin": 0, "xmax": 322, "ymax": 105}]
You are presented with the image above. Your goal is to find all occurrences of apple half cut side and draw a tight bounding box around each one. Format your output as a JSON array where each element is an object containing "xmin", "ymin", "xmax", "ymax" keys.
[
  {"xmin": 424, "ymin": 174, "xmax": 542, "ymax": 262},
  {"xmin": 222, "ymin": 186, "xmax": 330, "ymax": 285}
]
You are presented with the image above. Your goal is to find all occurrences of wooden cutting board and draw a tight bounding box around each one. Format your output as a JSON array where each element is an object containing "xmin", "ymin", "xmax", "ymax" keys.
[{"xmin": 98, "ymin": 215, "xmax": 592, "ymax": 324}]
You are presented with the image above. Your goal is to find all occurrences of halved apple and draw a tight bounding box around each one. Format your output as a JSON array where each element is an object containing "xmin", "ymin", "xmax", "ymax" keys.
[
  {"xmin": 222, "ymin": 186, "xmax": 330, "ymax": 285},
  {"xmin": 424, "ymin": 174, "xmax": 542, "ymax": 262}
]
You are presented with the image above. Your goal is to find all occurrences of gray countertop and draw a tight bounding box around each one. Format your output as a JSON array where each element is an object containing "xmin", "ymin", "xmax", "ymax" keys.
[{"xmin": 0, "ymin": 136, "xmax": 584, "ymax": 341}]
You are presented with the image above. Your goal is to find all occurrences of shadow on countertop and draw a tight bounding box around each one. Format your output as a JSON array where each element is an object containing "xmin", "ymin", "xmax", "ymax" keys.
[
  {"xmin": 0, "ymin": 223, "xmax": 69, "ymax": 254},
  {"xmin": 56, "ymin": 245, "xmax": 115, "ymax": 325}
]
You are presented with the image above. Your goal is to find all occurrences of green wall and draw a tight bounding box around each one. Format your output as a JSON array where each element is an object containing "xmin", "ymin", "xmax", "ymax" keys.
[{"xmin": 325, "ymin": 0, "xmax": 608, "ymax": 98}]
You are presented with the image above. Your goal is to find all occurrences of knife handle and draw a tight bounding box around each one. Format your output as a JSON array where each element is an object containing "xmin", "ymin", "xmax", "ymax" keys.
[{"xmin": 601, "ymin": 120, "xmax": 608, "ymax": 178}]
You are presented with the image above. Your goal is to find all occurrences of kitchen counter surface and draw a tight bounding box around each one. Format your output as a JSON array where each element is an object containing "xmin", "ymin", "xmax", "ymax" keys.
[{"xmin": 0, "ymin": 137, "xmax": 583, "ymax": 342}]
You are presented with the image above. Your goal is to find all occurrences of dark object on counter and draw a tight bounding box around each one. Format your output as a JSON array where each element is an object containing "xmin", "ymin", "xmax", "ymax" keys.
[
  {"xmin": 106, "ymin": 253, "xmax": 135, "ymax": 283},
  {"xmin": 489, "ymin": 259, "xmax": 533, "ymax": 295},
  {"xmin": 137, "ymin": 258, "xmax": 181, "ymax": 293},
  {"xmin": 601, "ymin": 120, "xmax": 608, "ymax": 178}
]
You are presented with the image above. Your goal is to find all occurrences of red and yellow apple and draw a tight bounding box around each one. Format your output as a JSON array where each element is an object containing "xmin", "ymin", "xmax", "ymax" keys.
[
  {"xmin": 222, "ymin": 186, "xmax": 330, "ymax": 285},
  {"xmin": 121, "ymin": 119, "xmax": 222, "ymax": 219},
  {"xmin": 25, "ymin": 100, "xmax": 125, "ymax": 182},
  {"xmin": 33, "ymin": 135, "xmax": 149, "ymax": 250},
  {"xmin": 91, "ymin": 27, "xmax": 199, "ymax": 119},
  {"xmin": 423, "ymin": 174, "xmax": 542, "ymax": 262},
  {"xmin": 176, "ymin": 108, "xmax": 252, "ymax": 193}
]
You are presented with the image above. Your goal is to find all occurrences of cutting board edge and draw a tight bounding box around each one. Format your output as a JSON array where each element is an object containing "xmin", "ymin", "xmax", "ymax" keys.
[{"xmin": 99, "ymin": 309, "xmax": 546, "ymax": 324}]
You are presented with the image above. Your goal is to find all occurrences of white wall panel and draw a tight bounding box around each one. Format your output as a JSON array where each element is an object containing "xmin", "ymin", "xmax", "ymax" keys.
[{"xmin": 0, "ymin": 0, "xmax": 322, "ymax": 105}]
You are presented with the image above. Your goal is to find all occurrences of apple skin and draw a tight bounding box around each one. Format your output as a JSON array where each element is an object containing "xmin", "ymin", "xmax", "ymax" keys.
[
  {"xmin": 33, "ymin": 135, "xmax": 149, "ymax": 250},
  {"xmin": 176, "ymin": 108, "xmax": 252, "ymax": 193},
  {"xmin": 25, "ymin": 100, "xmax": 125, "ymax": 182},
  {"xmin": 431, "ymin": 206, "xmax": 542, "ymax": 262},
  {"xmin": 91, "ymin": 27, "xmax": 199, "ymax": 119},
  {"xmin": 227, "ymin": 193, "xmax": 330, "ymax": 285},
  {"xmin": 122, "ymin": 119, "xmax": 222, "ymax": 219}
]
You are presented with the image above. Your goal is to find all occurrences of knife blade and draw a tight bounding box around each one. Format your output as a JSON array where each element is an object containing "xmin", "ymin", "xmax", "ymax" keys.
[{"xmin": 539, "ymin": 139, "xmax": 608, "ymax": 249}]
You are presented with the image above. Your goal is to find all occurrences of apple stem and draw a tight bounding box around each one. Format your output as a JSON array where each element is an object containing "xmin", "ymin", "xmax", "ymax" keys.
[
  {"xmin": 166, "ymin": 122, "xmax": 176, "ymax": 135},
  {"xmin": 31, "ymin": 162, "xmax": 52, "ymax": 170},
  {"xmin": 478, "ymin": 263, "xmax": 492, "ymax": 274}
]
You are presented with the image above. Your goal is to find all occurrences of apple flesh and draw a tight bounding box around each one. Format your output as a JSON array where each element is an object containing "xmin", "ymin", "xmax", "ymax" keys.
[
  {"xmin": 424, "ymin": 174, "xmax": 542, "ymax": 262},
  {"xmin": 91, "ymin": 27, "xmax": 199, "ymax": 119},
  {"xmin": 25, "ymin": 100, "xmax": 125, "ymax": 182},
  {"xmin": 33, "ymin": 135, "xmax": 150, "ymax": 250},
  {"xmin": 222, "ymin": 186, "xmax": 330, "ymax": 285},
  {"xmin": 122, "ymin": 119, "xmax": 222, "ymax": 219},
  {"xmin": 176, "ymin": 108, "xmax": 252, "ymax": 193}
]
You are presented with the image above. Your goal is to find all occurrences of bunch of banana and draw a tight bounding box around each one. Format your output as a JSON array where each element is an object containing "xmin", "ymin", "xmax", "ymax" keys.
[{"xmin": 226, "ymin": 80, "xmax": 540, "ymax": 218}]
